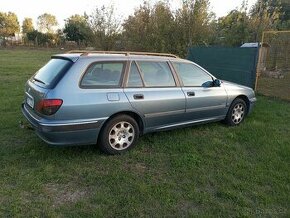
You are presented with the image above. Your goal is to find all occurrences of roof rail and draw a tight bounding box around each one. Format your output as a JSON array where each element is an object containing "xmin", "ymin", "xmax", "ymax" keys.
[{"xmin": 66, "ymin": 50, "xmax": 179, "ymax": 58}]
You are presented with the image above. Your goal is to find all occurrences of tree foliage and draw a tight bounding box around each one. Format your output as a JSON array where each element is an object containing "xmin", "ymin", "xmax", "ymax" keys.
[
  {"xmin": 37, "ymin": 13, "xmax": 58, "ymax": 33},
  {"xmin": 278, "ymin": 0, "xmax": 290, "ymax": 29},
  {"xmin": 2, "ymin": 0, "xmax": 290, "ymax": 51},
  {"xmin": 22, "ymin": 18, "xmax": 34, "ymax": 34},
  {"xmin": 122, "ymin": 0, "xmax": 214, "ymax": 56},
  {"xmin": 122, "ymin": 1, "xmax": 176, "ymax": 53},
  {"xmin": 122, "ymin": 2, "xmax": 152, "ymax": 51},
  {"xmin": 0, "ymin": 12, "xmax": 20, "ymax": 37},
  {"xmin": 88, "ymin": 5, "xmax": 121, "ymax": 50},
  {"xmin": 217, "ymin": 10, "xmax": 250, "ymax": 46},
  {"xmin": 174, "ymin": 0, "xmax": 214, "ymax": 55},
  {"xmin": 150, "ymin": 2, "xmax": 176, "ymax": 53},
  {"xmin": 249, "ymin": 0, "xmax": 281, "ymax": 41},
  {"xmin": 63, "ymin": 14, "xmax": 92, "ymax": 45},
  {"xmin": 26, "ymin": 30, "xmax": 61, "ymax": 46}
]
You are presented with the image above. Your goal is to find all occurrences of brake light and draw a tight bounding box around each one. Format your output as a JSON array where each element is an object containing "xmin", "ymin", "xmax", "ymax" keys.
[{"xmin": 36, "ymin": 99, "xmax": 63, "ymax": 115}]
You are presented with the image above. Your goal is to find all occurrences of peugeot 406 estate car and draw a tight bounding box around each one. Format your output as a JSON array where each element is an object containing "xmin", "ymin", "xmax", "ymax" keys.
[{"xmin": 21, "ymin": 51, "xmax": 256, "ymax": 154}]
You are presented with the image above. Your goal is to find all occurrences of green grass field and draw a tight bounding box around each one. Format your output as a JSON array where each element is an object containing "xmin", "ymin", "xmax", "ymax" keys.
[{"xmin": 0, "ymin": 49, "xmax": 290, "ymax": 217}]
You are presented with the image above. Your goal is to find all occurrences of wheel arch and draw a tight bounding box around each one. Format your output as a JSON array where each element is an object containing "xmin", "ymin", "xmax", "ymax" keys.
[
  {"xmin": 233, "ymin": 95, "xmax": 250, "ymax": 114},
  {"xmin": 101, "ymin": 110, "xmax": 145, "ymax": 135}
]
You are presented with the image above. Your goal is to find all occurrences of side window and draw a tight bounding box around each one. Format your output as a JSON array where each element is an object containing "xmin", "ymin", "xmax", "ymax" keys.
[
  {"xmin": 137, "ymin": 61, "xmax": 175, "ymax": 87},
  {"xmin": 173, "ymin": 62, "xmax": 213, "ymax": 87},
  {"xmin": 81, "ymin": 62, "xmax": 125, "ymax": 88},
  {"xmin": 127, "ymin": 62, "xmax": 143, "ymax": 87}
]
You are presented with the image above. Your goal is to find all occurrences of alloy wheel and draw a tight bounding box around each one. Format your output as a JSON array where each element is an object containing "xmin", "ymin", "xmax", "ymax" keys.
[{"xmin": 108, "ymin": 121, "xmax": 135, "ymax": 150}]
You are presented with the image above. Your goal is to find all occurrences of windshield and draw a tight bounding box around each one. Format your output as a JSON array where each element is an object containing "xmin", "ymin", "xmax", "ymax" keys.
[{"xmin": 33, "ymin": 58, "xmax": 72, "ymax": 88}]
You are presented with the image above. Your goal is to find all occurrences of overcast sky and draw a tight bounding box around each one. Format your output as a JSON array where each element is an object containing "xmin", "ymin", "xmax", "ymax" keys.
[{"xmin": 0, "ymin": 0, "xmax": 257, "ymax": 28}]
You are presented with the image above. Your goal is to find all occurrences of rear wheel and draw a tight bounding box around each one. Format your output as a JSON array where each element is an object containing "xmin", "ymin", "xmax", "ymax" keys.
[
  {"xmin": 224, "ymin": 98, "xmax": 247, "ymax": 126},
  {"xmin": 99, "ymin": 115, "xmax": 139, "ymax": 154}
]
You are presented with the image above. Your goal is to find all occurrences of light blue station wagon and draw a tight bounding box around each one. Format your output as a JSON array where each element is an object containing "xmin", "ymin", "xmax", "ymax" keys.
[{"xmin": 22, "ymin": 51, "xmax": 256, "ymax": 154}]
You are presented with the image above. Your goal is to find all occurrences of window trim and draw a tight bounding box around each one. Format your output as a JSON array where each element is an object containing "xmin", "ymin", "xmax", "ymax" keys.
[
  {"xmin": 125, "ymin": 61, "xmax": 145, "ymax": 88},
  {"xmin": 79, "ymin": 61, "xmax": 127, "ymax": 89},
  {"xmin": 171, "ymin": 61, "xmax": 214, "ymax": 88},
  {"xmin": 133, "ymin": 60, "xmax": 177, "ymax": 88}
]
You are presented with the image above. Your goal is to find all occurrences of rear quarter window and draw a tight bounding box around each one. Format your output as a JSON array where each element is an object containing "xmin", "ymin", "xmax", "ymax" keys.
[
  {"xmin": 80, "ymin": 62, "xmax": 126, "ymax": 88},
  {"xmin": 33, "ymin": 58, "xmax": 72, "ymax": 88}
]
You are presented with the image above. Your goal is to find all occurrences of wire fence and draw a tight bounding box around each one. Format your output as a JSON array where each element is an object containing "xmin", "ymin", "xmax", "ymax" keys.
[{"xmin": 256, "ymin": 31, "xmax": 290, "ymax": 101}]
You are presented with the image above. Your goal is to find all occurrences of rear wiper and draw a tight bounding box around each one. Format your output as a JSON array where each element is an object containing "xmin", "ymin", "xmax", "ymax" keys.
[{"xmin": 33, "ymin": 78, "xmax": 46, "ymax": 85}]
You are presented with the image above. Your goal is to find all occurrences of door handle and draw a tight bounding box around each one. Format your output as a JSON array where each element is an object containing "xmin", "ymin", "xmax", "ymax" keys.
[
  {"xmin": 133, "ymin": 94, "xmax": 144, "ymax": 100},
  {"xmin": 187, "ymin": 92, "xmax": 195, "ymax": 97}
]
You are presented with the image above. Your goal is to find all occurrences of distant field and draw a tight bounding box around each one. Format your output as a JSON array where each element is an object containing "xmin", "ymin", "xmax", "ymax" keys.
[{"xmin": 0, "ymin": 49, "xmax": 289, "ymax": 217}]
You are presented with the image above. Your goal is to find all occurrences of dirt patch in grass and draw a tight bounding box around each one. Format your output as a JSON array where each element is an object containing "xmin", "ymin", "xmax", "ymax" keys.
[{"xmin": 43, "ymin": 183, "xmax": 88, "ymax": 207}]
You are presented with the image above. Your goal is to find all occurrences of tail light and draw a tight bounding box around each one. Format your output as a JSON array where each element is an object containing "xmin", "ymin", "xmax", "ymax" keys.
[{"xmin": 36, "ymin": 99, "xmax": 63, "ymax": 115}]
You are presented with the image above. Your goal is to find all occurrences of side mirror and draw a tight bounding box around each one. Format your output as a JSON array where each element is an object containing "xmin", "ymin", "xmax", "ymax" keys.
[
  {"xmin": 202, "ymin": 81, "xmax": 214, "ymax": 88},
  {"xmin": 213, "ymin": 79, "xmax": 221, "ymax": 87}
]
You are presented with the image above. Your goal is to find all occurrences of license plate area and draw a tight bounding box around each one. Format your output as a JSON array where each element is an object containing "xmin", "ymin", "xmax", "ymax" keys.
[{"xmin": 26, "ymin": 95, "xmax": 34, "ymax": 108}]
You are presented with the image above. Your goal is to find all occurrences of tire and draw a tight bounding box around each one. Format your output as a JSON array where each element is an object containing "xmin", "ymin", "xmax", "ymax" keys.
[
  {"xmin": 224, "ymin": 98, "xmax": 247, "ymax": 126},
  {"xmin": 98, "ymin": 115, "xmax": 139, "ymax": 155}
]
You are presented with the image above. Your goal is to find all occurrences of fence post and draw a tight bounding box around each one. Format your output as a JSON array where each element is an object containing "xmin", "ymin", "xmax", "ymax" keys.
[{"xmin": 255, "ymin": 31, "xmax": 265, "ymax": 91}]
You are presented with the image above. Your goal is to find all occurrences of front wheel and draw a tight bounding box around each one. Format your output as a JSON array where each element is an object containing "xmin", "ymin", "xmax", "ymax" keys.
[
  {"xmin": 98, "ymin": 115, "xmax": 139, "ymax": 154},
  {"xmin": 224, "ymin": 98, "xmax": 247, "ymax": 126}
]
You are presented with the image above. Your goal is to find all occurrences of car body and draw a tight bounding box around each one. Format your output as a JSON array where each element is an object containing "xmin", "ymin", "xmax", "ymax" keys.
[{"xmin": 21, "ymin": 51, "xmax": 256, "ymax": 154}]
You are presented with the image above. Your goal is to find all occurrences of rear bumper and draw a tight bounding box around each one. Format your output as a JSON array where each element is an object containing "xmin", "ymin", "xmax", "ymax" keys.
[{"xmin": 21, "ymin": 103, "xmax": 106, "ymax": 145}]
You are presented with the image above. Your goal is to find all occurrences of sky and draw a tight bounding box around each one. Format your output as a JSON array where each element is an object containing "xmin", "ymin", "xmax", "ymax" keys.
[{"xmin": 0, "ymin": 0, "xmax": 257, "ymax": 28}]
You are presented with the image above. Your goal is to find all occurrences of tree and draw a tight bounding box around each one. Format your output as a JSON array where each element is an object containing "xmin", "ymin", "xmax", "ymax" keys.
[
  {"xmin": 27, "ymin": 30, "xmax": 45, "ymax": 45},
  {"xmin": 122, "ymin": 1, "xmax": 152, "ymax": 51},
  {"xmin": 174, "ymin": 0, "xmax": 214, "ymax": 55},
  {"xmin": 63, "ymin": 14, "xmax": 92, "ymax": 46},
  {"xmin": 122, "ymin": 0, "xmax": 214, "ymax": 56},
  {"xmin": 88, "ymin": 5, "xmax": 121, "ymax": 50},
  {"xmin": 217, "ymin": 10, "xmax": 250, "ymax": 46},
  {"xmin": 278, "ymin": 0, "xmax": 290, "ymax": 29},
  {"xmin": 0, "ymin": 12, "xmax": 20, "ymax": 37},
  {"xmin": 37, "ymin": 13, "xmax": 58, "ymax": 33},
  {"xmin": 150, "ymin": 2, "xmax": 176, "ymax": 53},
  {"xmin": 22, "ymin": 17, "xmax": 34, "ymax": 34},
  {"xmin": 122, "ymin": 1, "xmax": 177, "ymax": 53},
  {"xmin": 26, "ymin": 30, "xmax": 59, "ymax": 46},
  {"xmin": 249, "ymin": 0, "xmax": 281, "ymax": 41}
]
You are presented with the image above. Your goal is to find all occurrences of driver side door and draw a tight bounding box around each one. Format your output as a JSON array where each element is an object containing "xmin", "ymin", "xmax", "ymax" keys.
[{"xmin": 172, "ymin": 62, "xmax": 228, "ymax": 121}]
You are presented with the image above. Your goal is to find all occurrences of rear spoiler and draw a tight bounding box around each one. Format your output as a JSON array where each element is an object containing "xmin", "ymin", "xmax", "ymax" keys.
[{"xmin": 51, "ymin": 55, "xmax": 79, "ymax": 63}]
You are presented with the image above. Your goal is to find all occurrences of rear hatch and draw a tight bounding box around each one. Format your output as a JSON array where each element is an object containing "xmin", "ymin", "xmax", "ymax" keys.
[{"xmin": 24, "ymin": 57, "xmax": 73, "ymax": 117}]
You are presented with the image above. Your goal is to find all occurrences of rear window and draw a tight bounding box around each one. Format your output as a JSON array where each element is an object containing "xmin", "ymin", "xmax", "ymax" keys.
[{"xmin": 33, "ymin": 58, "xmax": 72, "ymax": 88}]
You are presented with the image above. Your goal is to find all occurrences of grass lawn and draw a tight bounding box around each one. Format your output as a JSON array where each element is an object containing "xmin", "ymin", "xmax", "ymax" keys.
[{"xmin": 0, "ymin": 49, "xmax": 290, "ymax": 217}]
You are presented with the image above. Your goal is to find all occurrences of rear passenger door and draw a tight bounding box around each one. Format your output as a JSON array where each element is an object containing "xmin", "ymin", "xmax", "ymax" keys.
[
  {"xmin": 172, "ymin": 62, "xmax": 228, "ymax": 121},
  {"xmin": 124, "ymin": 60, "xmax": 186, "ymax": 130}
]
